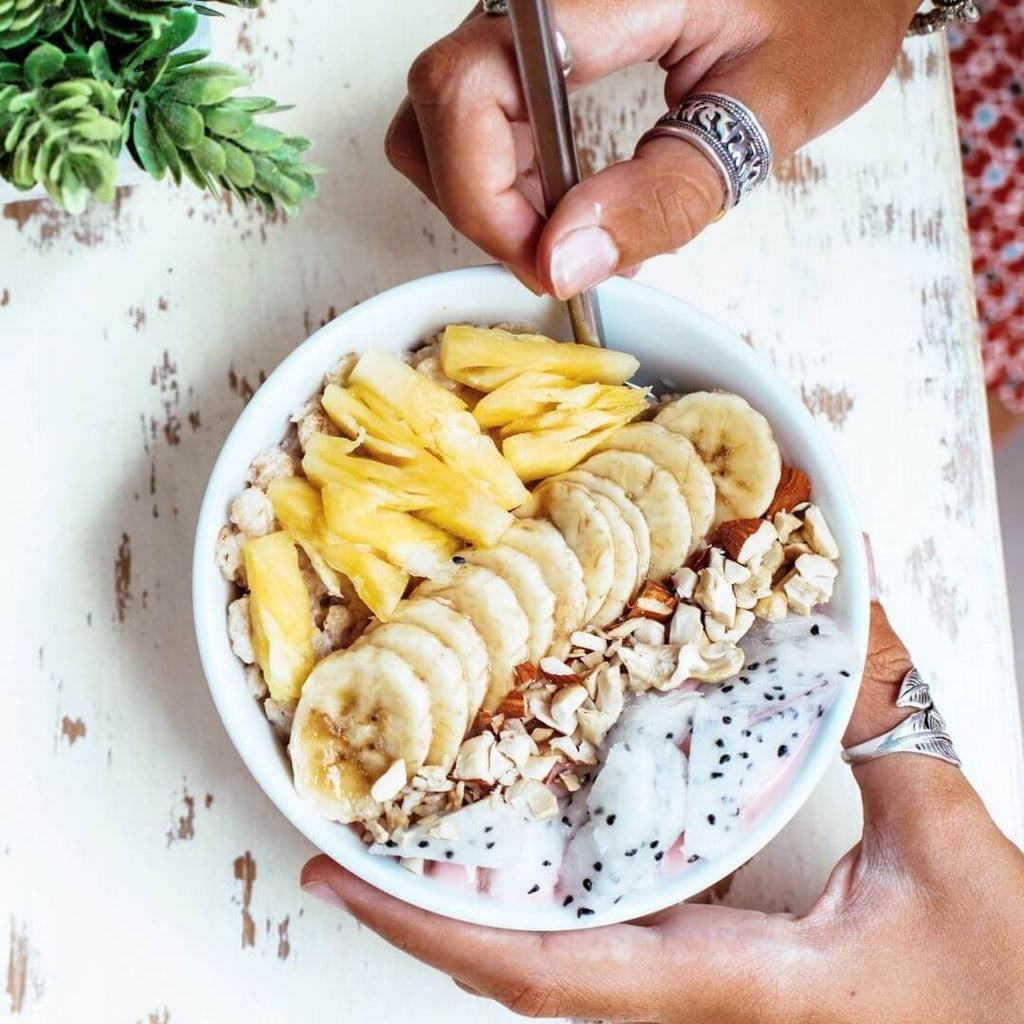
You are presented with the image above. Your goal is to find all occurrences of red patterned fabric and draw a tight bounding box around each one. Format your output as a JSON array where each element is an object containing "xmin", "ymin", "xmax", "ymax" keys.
[{"xmin": 949, "ymin": 4, "xmax": 1023, "ymax": 418}]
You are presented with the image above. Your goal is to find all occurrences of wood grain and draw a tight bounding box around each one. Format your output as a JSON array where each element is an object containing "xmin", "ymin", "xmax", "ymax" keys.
[{"xmin": 0, "ymin": 6, "xmax": 1019, "ymax": 1020}]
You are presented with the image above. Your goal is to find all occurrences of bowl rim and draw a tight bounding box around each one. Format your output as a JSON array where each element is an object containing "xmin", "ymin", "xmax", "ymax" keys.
[{"xmin": 192, "ymin": 263, "xmax": 869, "ymax": 931}]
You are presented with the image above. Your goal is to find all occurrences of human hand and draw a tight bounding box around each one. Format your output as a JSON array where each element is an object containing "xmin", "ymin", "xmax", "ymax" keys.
[
  {"xmin": 385, "ymin": 0, "xmax": 921, "ymax": 298},
  {"xmin": 301, "ymin": 600, "xmax": 1024, "ymax": 1022}
]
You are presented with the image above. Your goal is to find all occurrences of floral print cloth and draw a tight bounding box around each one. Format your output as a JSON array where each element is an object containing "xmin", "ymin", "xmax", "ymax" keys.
[{"xmin": 949, "ymin": 4, "xmax": 1024, "ymax": 418}]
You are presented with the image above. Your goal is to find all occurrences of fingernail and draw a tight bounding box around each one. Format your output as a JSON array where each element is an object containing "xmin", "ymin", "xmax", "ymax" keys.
[
  {"xmin": 301, "ymin": 880, "xmax": 348, "ymax": 911},
  {"xmin": 549, "ymin": 226, "xmax": 618, "ymax": 300},
  {"xmin": 863, "ymin": 533, "xmax": 879, "ymax": 602}
]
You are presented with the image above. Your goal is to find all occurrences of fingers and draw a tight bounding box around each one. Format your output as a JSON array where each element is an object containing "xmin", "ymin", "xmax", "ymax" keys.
[
  {"xmin": 300, "ymin": 855, "xmax": 804, "ymax": 1022},
  {"xmin": 301, "ymin": 855, "xmax": 662, "ymax": 1020},
  {"xmin": 384, "ymin": 99, "xmax": 438, "ymax": 206},
  {"xmin": 387, "ymin": 0, "xmax": 761, "ymax": 293},
  {"xmin": 404, "ymin": 20, "xmax": 547, "ymax": 289}
]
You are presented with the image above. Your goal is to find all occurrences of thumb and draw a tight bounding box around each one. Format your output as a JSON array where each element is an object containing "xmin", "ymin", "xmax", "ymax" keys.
[
  {"xmin": 845, "ymin": 600, "xmax": 984, "ymax": 865},
  {"xmin": 537, "ymin": 137, "xmax": 724, "ymax": 299},
  {"xmin": 536, "ymin": 55, "xmax": 797, "ymax": 299}
]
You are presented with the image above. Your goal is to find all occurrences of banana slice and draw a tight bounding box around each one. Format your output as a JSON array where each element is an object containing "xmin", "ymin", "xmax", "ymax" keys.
[
  {"xmin": 356, "ymin": 621, "xmax": 468, "ymax": 772},
  {"xmin": 593, "ymin": 421, "xmax": 716, "ymax": 546},
  {"xmin": 517, "ymin": 479, "xmax": 615, "ymax": 627},
  {"xmin": 579, "ymin": 449, "xmax": 691, "ymax": 580},
  {"xmin": 500, "ymin": 519, "xmax": 588, "ymax": 658},
  {"xmin": 655, "ymin": 392, "xmax": 782, "ymax": 523},
  {"xmin": 459, "ymin": 545, "xmax": 556, "ymax": 664},
  {"xmin": 559, "ymin": 468, "xmax": 651, "ymax": 592},
  {"xmin": 387, "ymin": 596, "xmax": 489, "ymax": 716},
  {"xmin": 584, "ymin": 490, "xmax": 640, "ymax": 626},
  {"xmin": 290, "ymin": 645, "xmax": 432, "ymax": 823},
  {"xmin": 418, "ymin": 564, "xmax": 530, "ymax": 712}
]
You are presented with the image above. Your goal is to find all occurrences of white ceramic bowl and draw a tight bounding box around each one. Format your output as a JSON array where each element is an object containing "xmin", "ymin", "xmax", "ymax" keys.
[{"xmin": 193, "ymin": 265, "xmax": 869, "ymax": 931}]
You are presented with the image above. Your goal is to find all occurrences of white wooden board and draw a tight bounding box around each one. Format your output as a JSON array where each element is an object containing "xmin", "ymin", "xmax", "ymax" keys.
[{"xmin": 1, "ymin": 5, "xmax": 1020, "ymax": 1021}]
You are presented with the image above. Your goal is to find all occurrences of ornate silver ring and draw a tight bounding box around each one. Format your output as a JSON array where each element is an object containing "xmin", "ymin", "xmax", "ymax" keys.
[
  {"xmin": 636, "ymin": 92, "xmax": 773, "ymax": 212},
  {"xmin": 907, "ymin": 0, "xmax": 980, "ymax": 36},
  {"xmin": 482, "ymin": 0, "xmax": 573, "ymax": 75},
  {"xmin": 841, "ymin": 667, "xmax": 962, "ymax": 768}
]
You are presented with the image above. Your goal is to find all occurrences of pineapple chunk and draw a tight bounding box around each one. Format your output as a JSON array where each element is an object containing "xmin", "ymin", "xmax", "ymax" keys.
[
  {"xmin": 440, "ymin": 325, "xmax": 639, "ymax": 391},
  {"xmin": 472, "ymin": 372, "xmax": 578, "ymax": 428},
  {"xmin": 302, "ymin": 434, "xmax": 514, "ymax": 547},
  {"xmin": 269, "ymin": 476, "xmax": 409, "ymax": 620},
  {"xmin": 348, "ymin": 350, "xmax": 528, "ymax": 510},
  {"xmin": 318, "ymin": 533, "xmax": 409, "ymax": 621},
  {"xmin": 268, "ymin": 476, "xmax": 345, "ymax": 595},
  {"xmin": 495, "ymin": 380, "xmax": 648, "ymax": 481},
  {"xmin": 350, "ymin": 349, "xmax": 467, "ymax": 414},
  {"xmin": 499, "ymin": 406, "xmax": 627, "ymax": 440},
  {"xmin": 503, "ymin": 423, "xmax": 624, "ymax": 482},
  {"xmin": 321, "ymin": 384, "xmax": 421, "ymax": 462},
  {"xmin": 322, "ymin": 483, "xmax": 459, "ymax": 578},
  {"xmin": 244, "ymin": 531, "xmax": 315, "ymax": 701},
  {"xmin": 301, "ymin": 436, "xmax": 431, "ymax": 510}
]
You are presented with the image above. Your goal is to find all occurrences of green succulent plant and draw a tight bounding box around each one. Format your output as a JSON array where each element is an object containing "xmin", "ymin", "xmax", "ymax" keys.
[
  {"xmin": 0, "ymin": 42, "xmax": 121, "ymax": 212},
  {"xmin": 0, "ymin": 0, "xmax": 318, "ymax": 213},
  {"xmin": 0, "ymin": 0, "xmax": 72, "ymax": 50}
]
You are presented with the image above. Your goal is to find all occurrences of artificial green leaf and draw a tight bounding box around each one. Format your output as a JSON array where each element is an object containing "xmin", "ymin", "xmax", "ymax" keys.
[
  {"xmin": 134, "ymin": 55, "xmax": 169, "ymax": 93},
  {"xmin": 155, "ymin": 99, "xmax": 203, "ymax": 148},
  {"xmin": 4, "ymin": 111, "xmax": 27, "ymax": 153},
  {"xmin": 191, "ymin": 134, "xmax": 225, "ymax": 175},
  {"xmin": 164, "ymin": 71, "xmax": 248, "ymax": 106},
  {"xmin": 166, "ymin": 50, "xmax": 210, "ymax": 70},
  {"xmin": 178, "ymin": 146, "xmax": 209, "ymax": 189},
  {"xmin": 24, "ymin": 43, "xmax": 65, "ymax": 87},
  {"xmin": 218, "ymin": 95, "xmax": 283, "ymax": 113},
  {"xmin": 130, "ymin": 6, "xmax": 198, "ymax": 66},
  {"xmin": 45, "ymin": 93, "xmax": 90, "ymax": 115},
  {"xmin": 131, "ymin": 96, "xmax": 166, "ymax": 178},
  {"xmin": 74, "ymin": 113, "xmax": 122, "ymax": 141},
  {"xmin": 149, "ymin": 108, "xmax": 182, "ymax": 184},
  {"xmin": 236, "ymin": 123, "xmax": 281, "ymax": 153},
  {"xmin": 201, "ymin": 104, "xmax": 251, "ymax": 138},
  {"xmin": 280, "ymin": 135, "xmax": 311, "ymax": 153},
  {"xmin": 220, "ymin": 138, "xmax": 253, "ymax": 187}
]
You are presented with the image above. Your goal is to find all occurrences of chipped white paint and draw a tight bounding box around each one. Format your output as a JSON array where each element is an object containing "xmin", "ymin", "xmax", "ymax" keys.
[{"xmin": 1, "ymin": 5, "xmax": 1021, "ymax": 1021}]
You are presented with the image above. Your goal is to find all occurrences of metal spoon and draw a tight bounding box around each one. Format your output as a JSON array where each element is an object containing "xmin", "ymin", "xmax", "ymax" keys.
[{"xmin": 507, "ymin": 0, "xmax": 606, "ymax": 348}]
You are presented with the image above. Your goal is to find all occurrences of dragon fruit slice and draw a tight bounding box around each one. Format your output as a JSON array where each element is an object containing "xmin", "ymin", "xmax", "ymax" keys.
[
  {"xmin": 560, "ymin": 738, "xmax": 688, "ymax": 916},
  {"xmin": 484, "ymin": 817, "xmax": 568, "ymax": 901},
  {"xmin": 701, "ymin": 613, "xmax": 856, "ymax": 718},
  {"xmin": 370, "ymin": 794, "xmax": 527, "ymax": 868},
  {"xmin": 604, "ymin": 688, "xmax": 703, "ymax": 753},
  {"xmin": 683, "ymin": 688, "xmax": 830, "ymax": 861}
]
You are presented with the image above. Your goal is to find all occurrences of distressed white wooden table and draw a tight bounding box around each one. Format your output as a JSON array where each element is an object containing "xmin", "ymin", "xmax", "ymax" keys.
[{"xmin": 2, "ymin": 5, "xmax": 1021, "ymax": 1021}]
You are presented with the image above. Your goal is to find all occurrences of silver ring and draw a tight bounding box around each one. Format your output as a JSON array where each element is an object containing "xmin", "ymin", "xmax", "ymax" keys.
[
  {"xmin": 907, "ymin": 0, "xmax": 980, "ymax": 36},
  {"xmin": 636, "ymin": 93, "xmax": 773, "ymax": 212},
  {"xmin": 841, "ymin": 667, "xmax": 962, "ymax": 768},
  {"xmin": 482, "ymin": 0, "xmax": 573, "ymax": 75}
]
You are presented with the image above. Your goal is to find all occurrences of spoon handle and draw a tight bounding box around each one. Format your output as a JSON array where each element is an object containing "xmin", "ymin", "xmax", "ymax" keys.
[{"xmin": 507, "ymin": 0, "xmax": 606, "ymax": 347}]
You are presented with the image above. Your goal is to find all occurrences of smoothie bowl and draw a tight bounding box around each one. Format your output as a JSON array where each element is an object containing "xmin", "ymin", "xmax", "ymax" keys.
[{"xmin": 192, "ymin": 265, "xmax": 869, "ymax": 930}]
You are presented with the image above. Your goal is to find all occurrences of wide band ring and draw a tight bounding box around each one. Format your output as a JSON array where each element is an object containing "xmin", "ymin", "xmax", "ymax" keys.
[
  {"xmin": 841, "ymin": 667, "xmax": 962, "ymax": 768},
  {"xmin": 482, "ymin": 0, "xmax": 573, "ymax": 75},
  {"xmin": 636, "ymin": 93, "xmax": 773, "ymax": 212}
]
